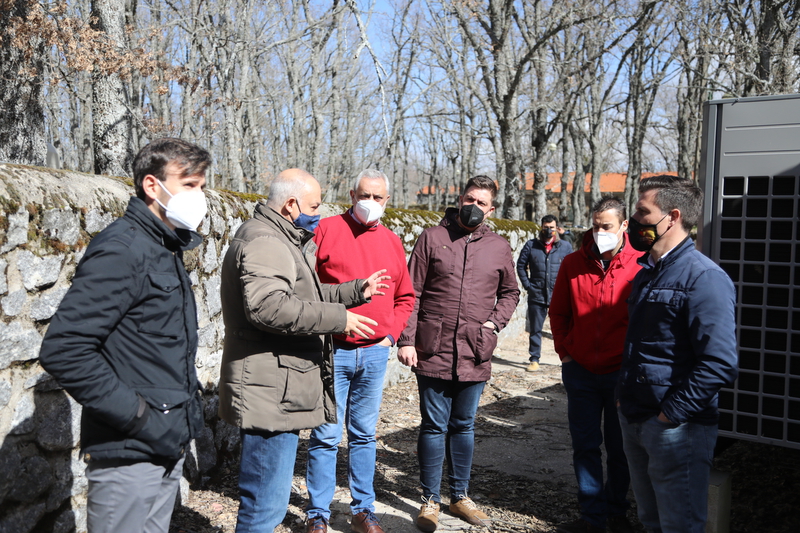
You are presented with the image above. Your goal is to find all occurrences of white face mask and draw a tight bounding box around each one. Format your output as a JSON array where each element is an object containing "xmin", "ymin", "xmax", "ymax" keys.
[
  {"xmin": 593, "ymin": 226, "xmax": 624, "ymax": 254},
  {"xmin": 353, "ymin": 199, "xmax": 384, "ymax": 225},
  {"xmin": 155, "ymin": 179, "xmax": 208, "ymax": 231}
]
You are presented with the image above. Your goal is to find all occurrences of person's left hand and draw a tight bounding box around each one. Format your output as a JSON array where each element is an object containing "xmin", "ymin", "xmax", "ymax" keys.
[
  {"xmin": 657, "ymin": 412, "xmax": 673, "ymax": 424},
  {"xmin": 362, "ymin": 269, "xmax": 391, "ymax": 299}
]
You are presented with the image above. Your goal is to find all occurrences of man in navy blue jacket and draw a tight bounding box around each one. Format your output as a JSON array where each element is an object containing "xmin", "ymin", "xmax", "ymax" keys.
[
  {"xmin": 516, "ymin": 215, "xmax": 572, "ymax": 371},
  {"xmin": 40, "ymin": 138, "xmax": 211, "ymax": 533},
  {"xmin": 618, "ymin": 175, "xmax": 738, "ymax": 533}
]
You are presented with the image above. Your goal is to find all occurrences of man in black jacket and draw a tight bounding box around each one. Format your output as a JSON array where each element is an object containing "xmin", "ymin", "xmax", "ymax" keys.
[
  {"xmin": 516, "ymin": 215, "xmax": 572, "ymax": 372},
  {"xmin": 39, "ymin": 138, "xmax": 211, "ymax": 533}
]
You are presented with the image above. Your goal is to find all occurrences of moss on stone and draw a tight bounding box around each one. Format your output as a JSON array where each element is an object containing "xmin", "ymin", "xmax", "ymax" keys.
[{"xmin": 218, "ymin": 189, "xmax": 267, "ymax": 204}]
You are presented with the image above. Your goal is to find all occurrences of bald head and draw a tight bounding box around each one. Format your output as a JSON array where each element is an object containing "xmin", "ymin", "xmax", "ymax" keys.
[{"xmin": 267, "ymin": 168, "xmax": 319, "ymax": 209}]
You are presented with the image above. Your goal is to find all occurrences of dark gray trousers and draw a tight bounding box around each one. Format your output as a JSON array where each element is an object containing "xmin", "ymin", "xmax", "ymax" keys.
[{"xmin": 85, "ymin": 455, "xmax": 184, "ymax": 533}]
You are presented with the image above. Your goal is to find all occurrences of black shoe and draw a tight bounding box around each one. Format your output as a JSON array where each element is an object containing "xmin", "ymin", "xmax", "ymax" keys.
[
  {"xmin": 556, "ymin": 518, "xmax": 604, "ymax": 533},
  {"xmin": 606, "ymin": 515, "xmax": 634, "ymax": 533}
]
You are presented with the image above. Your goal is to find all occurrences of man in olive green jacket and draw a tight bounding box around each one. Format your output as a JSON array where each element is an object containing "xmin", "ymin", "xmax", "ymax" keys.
[{"xmin": 218, "ymin": 169, "xmax": 389, "ymax": 533}]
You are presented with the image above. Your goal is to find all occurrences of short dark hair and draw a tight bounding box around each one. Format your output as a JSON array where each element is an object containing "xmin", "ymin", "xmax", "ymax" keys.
[
  {"xmin": 591, "ymin": 196, "xmax": 626, "ymax": 223},
  {"xmin": 132, "ymin": 138, "xmax": 212, "ymax": 200},
  {"xmin": 541, "ymin": 214, "xmax": 558, "ymax": 226},
  {"xmin": 462, "ymin": 175, "xmax": 498, "ymax": 200},
  {"xmin": 638, "ymin": 175, "xmax": 702, "ymax": 231}
]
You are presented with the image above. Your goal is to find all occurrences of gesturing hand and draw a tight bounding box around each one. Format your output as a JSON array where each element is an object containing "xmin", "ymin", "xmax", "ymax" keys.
[
  {"xmin": 362, "ymin": 269, "xmax": 391, "ymax": 299},
  {"xmin": 344, "ymin": 311, "xmax": 378, "ymax": 339}
]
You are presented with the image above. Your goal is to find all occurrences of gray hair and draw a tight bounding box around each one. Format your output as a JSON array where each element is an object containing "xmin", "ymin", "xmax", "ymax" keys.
[
  {"xmin": 353, "ymin": 169, "xmax": 391, "ymax": 194},
  {"xmin": 267, "ymin": 170, "xmax": 314, "ymax": 209}
]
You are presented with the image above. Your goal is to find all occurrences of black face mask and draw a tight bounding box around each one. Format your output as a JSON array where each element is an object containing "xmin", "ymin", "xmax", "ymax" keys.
[
  {"xmin": 628, "ymin": 214, "xmax": 669, "ymax": 252},
  {"xmin": 539, "ymin": 227, "xmax": 554, "ymax": 243},
  {"xmin": 459, "ymin": 204, "xmax": 485, "ymax": 228}
]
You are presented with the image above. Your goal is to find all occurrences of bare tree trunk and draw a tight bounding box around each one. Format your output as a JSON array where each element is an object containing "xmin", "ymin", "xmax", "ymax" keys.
[
  {"xmin": 0, "ymin": 0, "xmax": 47, "ymax": 165},
  {"xmin": 569, "ymin": 123, "xmax": 588, "ymax": 228},
  {"xmin": 91, "ymin": 0, "xmax": 133, "ymax": 176}
]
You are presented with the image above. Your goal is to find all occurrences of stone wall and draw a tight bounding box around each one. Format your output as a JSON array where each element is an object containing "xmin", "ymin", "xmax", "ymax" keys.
[{"xmin": 0, "ymin": 163, "xmax": 538, "ymax": 533}]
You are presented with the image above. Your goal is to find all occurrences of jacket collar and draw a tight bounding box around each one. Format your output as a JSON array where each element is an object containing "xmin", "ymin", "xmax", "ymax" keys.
[
  {"xmin": 637, "ymin": 236, "xmax": 694, "ymax": 271},
  {"xmin": 254, "ymin": 201, "xmax": 315, "ymax": 246},
  {"xmin": 442, "ymin": 207, "xmax": 492, "ymax": 239},
  {"xmin": 124, "ymin": 197, "xmax": 201, "ymax": 252}
]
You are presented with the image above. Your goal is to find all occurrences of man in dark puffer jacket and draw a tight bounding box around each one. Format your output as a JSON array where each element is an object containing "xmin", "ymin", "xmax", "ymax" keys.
[
  {"xmin": 516, "ymin": 214, "xmax": 572, "ymax": 371},
  {"xmin": 40, "ymin": 138, "xmax": 211, "ymax": 533}
]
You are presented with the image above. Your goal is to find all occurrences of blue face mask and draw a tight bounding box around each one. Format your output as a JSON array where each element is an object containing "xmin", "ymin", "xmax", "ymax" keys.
[{"xmin": 292, "ymin": 199, "xmax": 320, "ymax": 232}]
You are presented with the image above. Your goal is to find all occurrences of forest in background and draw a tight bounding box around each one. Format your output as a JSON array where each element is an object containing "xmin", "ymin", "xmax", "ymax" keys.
[{"xmin": 2, "ymin": 0, "xmax": 799, "ymax": 224}]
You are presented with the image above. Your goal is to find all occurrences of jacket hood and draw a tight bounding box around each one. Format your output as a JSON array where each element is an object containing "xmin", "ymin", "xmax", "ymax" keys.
[{"xmin": 125, "ymin": 197, "xmax": 201, "ymax": 251}]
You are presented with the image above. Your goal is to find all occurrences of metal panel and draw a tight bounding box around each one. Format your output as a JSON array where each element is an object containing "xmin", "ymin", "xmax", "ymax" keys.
[{"xmin": 700, "ymin": 94, "xmax": 800, "ymax": 449}]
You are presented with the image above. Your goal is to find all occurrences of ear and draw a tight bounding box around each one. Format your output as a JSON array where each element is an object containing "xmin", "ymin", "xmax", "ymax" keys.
[
  {"xmin": 669, "ymin": 208, "xmax": 681, "ymax": 227},
  {"xmin": 281, "ymin": 196, "xmax": 298, "ymax": 217},
  {"xmin": 141, "ymin": 175, "xmax": 161, "ymax": 202},
  {"xmin": 349, "ymin": 190, "xmax": 356, "ymax": 203},
  {"xmin": 621, "ymin": 219, "xmax": 629, "ymax": 231}
]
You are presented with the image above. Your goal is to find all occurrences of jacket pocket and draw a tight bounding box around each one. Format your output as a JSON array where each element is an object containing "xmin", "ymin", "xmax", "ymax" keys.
[
  {"xmin": 138, "ymin": 272, "xmax": 183, "ymax": 338},
  {"xmin": 432, "ymin": 245, "xmax": 456, "ymax": 276},
  {"xmin": 475, "ymin": 324, "xmax": 498, "ymax": 363},
  {"xmin": 415, "ymin": 311, "xmax": 444, "ymax": 355},
  {"xmin": 277, "ymin": 353, "xmax": 322, "ymax": 412},
  {"xmin": 128, "ymin": 388, "xmax": 192, "ymax": 459}
]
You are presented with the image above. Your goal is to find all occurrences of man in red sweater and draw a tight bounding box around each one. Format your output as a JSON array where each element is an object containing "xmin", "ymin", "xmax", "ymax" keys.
[
  {"xmin": 305, "ymin": 169, "xmax": 415, "ymax": 533},
  {"xmin": 549, "ymin": 197, "xmax": 641, "ymax": 533}
]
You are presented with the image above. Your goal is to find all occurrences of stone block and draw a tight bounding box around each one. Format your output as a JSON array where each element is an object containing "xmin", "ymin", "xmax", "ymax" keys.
[
  {"xmin": 204, "ymin": 274, "xmax": 221, "ymax": 317},
  {"xmin": 10, "ymin": 391, "xmax": 35, "ymax": 435},
  {"xmin": 706, "ymin": 469, "xmax": 732, "ymax": 533},
  {"xmin": 0, "ymin": 501, "xmax": 47, "ymax": 533},
  {"xmin": 42, "ymin": 209, "xmax": 80, "ymax": 245},
  {"xmin": 0, "ymin": 443, "xmax": 22, "ymax": 501},
  {"xmin": 16, "ymin": 250, "xmax": 63, "ymax": 290},
  {"xmin": 30, "ymin": 287, "xmax": 69, "ymax": 321},
  {"xmin": 197, "ymin": 322, "xmax": 217, "ymax": 348},
  {"xmin": 195, "ymin": 426, "xmax": 217, "ymax": 474},
  {"xmin": 203, "ymin": 240, "xmax": 218, "ymax": 273},
  {"xmin": 0, "ymin": 380, "xmax": 11, "ymax": 407},
  {"xmin": 1, "ymin": 289, "xmax": 26, "ymax": 316},
  {"xmin": 1, "ymin": 207, "xmax": 29, "ymax": 253},
  {"xmin": 0, "ymin": 321, "xmax": 43, "ymax": 370},
  {"xmin": 24, "ymin": 371, "xmax": 61, "ymax": 392},
  {"xmin": 84, "ymin": 208, "xmax": 115, "ymax": 234},
  {"xmin": 36, "ymin": 392, "xmax": 81, "ymax": 451},
  {"xmin": 0, "ymin": 258, "xmax": 7, "ymax": 294},
  {"xmin": 8, "ymin": 455, "xmax": 54, "ymax": 501}
]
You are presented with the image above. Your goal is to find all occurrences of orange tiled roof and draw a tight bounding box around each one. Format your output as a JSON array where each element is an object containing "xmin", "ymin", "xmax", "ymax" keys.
[
  {"xmin": 418, "ymin": 172, "xmax": 677, "ymax": 196},
  {"xmin": 526, "ymin": 172, "xmax": 678, "ymax": 193}
]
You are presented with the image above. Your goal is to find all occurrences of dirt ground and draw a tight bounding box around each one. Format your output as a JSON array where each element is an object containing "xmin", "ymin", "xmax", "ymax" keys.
[{"xmin": 170, "ymin": 324, "xmax": 800, "ymax": 533}]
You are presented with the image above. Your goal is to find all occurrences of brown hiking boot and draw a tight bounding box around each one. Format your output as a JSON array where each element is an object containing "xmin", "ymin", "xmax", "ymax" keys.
[
  {"xmin": 449, "ymin": 496, "xmax": 489, "ymax": 525},
  {"xmin": 416, "ymin": 497, "xmax": 440, "ymax": 532}
]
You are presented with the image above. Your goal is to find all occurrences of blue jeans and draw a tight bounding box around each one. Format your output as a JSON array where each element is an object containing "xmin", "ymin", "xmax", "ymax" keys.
[
  {"xmin": 306, "ymin": 344, "xmax": 389, "ymax": 519},
  {"xmin": 235, "ymin": 429, "xmax": 300, "ymax": 533},
  {"xmin": 562, "ymin": 361, "xmax": 629, "ymax": 528},
  {"xmin": 528, "ymin": 302, "xmax": 548, "ymax": 362},
  {"xmin": 618, "ymin": 413, "xmax": 718, "ymax": 533},
  {"xmin": 417, "ymin": 374, "xmax": 486, "ymax": 502}
]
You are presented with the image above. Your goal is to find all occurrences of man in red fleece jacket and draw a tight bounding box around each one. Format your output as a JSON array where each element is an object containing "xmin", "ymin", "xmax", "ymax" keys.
[
  {"xmin": 304, "ymin": 169, "xmax": 415, "ymax": 533},
  {"xmin": 549, "ymin": 197, "xmax": 642, "ymax": 533}
]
